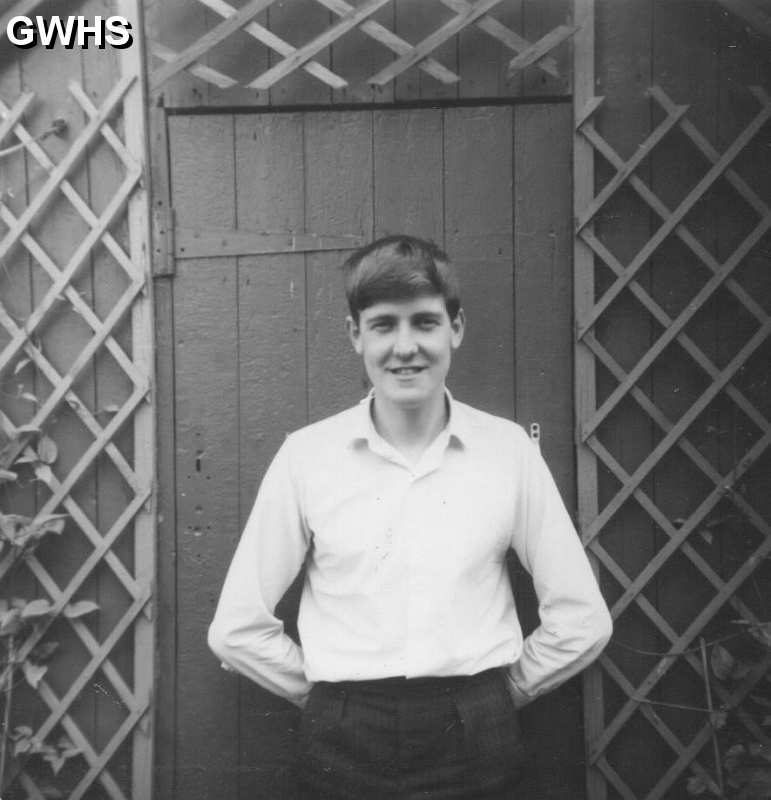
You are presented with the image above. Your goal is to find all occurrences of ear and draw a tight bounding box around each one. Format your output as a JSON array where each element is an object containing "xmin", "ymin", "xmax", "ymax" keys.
[
  {"xmin": 345, "ymin": 315, "xmax": 363, "ymax": 354},
  {"xmin": 450, "ymin": 308, "xmax": 465, "ymax": 350}
]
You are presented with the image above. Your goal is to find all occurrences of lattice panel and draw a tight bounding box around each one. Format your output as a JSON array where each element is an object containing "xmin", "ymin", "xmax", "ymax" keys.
[
  {"xmin": 148, "ymin": 0, "xmax": 576, "ymax": 95},
  {"xmin": 0, "ymin": 32, "xmax": 153, "ymax": 800},
  {"xmin": 575, "ymin": 83, "xmax": 771, "ymax": 799}
]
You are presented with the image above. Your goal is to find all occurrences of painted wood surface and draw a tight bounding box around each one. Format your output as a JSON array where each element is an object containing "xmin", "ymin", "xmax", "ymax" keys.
[
  {"xmin": 157, "ymin": 102, "xmax": 573, "ymax": 799},
  {"xmin": 148, "ymin": 0, "xmax": 572, "ymax": 108},
  {"xmin": 0, "ymin": 2, "xmax": 154, "ymax": 797},
  {"xmin": 574, "ymin": 2, "xmax": 771, "ymax": 798}
]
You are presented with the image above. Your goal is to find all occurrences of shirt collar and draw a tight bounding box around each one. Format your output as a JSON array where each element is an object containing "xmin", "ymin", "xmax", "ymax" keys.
[{"xmin": 350, "ymin": 387, "xmax": 471, "ymax": 448}]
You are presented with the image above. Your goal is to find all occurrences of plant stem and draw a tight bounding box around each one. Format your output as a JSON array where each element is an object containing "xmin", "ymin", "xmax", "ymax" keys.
[
  {"xmin": 700, "ymin": 637, "xmax": 725, "ymax": 798},
  {"xmin": 0, "ymin": 635, "xmax": 14, "ymax": 792}
]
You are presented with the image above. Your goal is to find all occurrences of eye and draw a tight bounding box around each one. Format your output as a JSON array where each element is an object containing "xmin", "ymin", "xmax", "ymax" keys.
[
  {"xmin": 416, "ymin": 317, "xmax": 440, "ymax": 330},
  {"xmin": 370, "ymin": 319, "xmax": 393, "ymax": 332}
]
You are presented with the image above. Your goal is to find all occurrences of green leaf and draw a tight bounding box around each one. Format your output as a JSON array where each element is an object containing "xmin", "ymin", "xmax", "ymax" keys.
[
  {"xmin": 35, "ymin": 463, "xmax": 53, "ymax": 484},
  {"xmin": 711, "ymin": 644, "xmax": 735, "ymax": 680},
  {"xmin": 64, "ymin": 600, "xmax": 99, "ymax": 619},
  {"xmin": 16, "ymin": 424, "xmax": 40, "ymax": 435},
  {"xmin": 22, "ymin": 660, "xmax": 47, "ymax": 689},
  {"xmin": 710, "ymin": 710, "xmax": 728, "ymax": 730},
  {"xmin": 42, "ymin": 748, "xmax": 66, "ymax": 775},
  {"xmin": 0, "ymin": 468, "xmax": 18, "ymax": 481},
  {"xmin": 12, "ymin": 725, "xmax": 33, "ymax": 739},
  {"xmin": 749, "ymin": 621, "xmax": 771, "ymax": 649},
  {"xmin": 31, "ymin": 641, "xmax": 59, "ymax": 662},
  {"xmin": 35, "ymin": 514, "xmax": 67, "ymax": 535},
  {"xmin": 13, "ymin": 357, "xmax": 31, "ymax": 375},
  {"xmin": 15, "ymin": 451, "xmax": 39, "ymax": 464},
  {"xmin": 686, "ymin": 774, "xmax": 708, "ymax": 796},
  {"xmin": 21, "ymin": 598, "xmax": 54, "ymax": 619},
  {"xmin": 20, "ymin": 391, "xmax": 38, "ymax": 403},
  {"xmin": 14, "ymin": 737, "xmax": 32, "ymax": 756},
  {"xmin": 36, "ymin": 435, "xmax": 57, "ymax": 465},
  {"xmin": 0, "ymin": 608, "xmax": 22, "ymax": 636}
]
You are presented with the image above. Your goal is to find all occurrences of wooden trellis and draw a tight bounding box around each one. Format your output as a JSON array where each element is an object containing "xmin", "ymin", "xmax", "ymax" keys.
[
  {"xmin": 0, "ymin": 6, "xmax": 154, "ymax": 798},
  {"xmin": 574, "ymin": 3, "xmax": 771, "ymax": 795},
  {"xmin": 148, "ymin": 0, "xmax": 577, "ymax": 95}
]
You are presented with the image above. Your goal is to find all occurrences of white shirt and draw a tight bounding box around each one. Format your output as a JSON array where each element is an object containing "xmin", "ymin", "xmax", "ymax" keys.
[{"xmin": 208, "ymin": 391, "xmax": 612, "ymax": 708}]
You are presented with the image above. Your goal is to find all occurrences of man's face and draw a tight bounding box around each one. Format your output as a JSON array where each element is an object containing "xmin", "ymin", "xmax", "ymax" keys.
[{"xmin": 346, "ymin": 295, "xmax": 465, "ymax": 410}]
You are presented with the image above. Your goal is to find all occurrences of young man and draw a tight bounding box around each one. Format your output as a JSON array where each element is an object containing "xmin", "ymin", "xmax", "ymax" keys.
[{"xmin": 208, "ymin": 235, "xmax": 613, "ymax": 799}]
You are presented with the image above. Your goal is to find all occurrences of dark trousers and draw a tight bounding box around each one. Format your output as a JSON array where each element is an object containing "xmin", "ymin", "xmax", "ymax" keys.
[{"xmin": 296, "ymin": 668, "xmax": 527, "ymax": 799}]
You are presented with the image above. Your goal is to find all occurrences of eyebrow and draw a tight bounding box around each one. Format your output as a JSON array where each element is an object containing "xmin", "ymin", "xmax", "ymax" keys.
[{"xmin": 365, "ymin": 311, "xmax": 443, "ymax": 327}]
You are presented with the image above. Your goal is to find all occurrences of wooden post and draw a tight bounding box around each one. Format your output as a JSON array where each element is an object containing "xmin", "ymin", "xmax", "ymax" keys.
[
  {"xmin": 573, "ymin": 1, "xmax": 605, "ymax": 799},
  {"xmin": 117, "ymin": 2, "xmax": 156, "ymax": 798}
]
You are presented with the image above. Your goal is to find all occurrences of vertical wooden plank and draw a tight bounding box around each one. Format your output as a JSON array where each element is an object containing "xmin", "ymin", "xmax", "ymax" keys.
[
  {"xmin": 79, "ymin": 2, "xmax": 134, "ymax": 789},
  {"xmin": 116, "ymin": 2, "xmax": 155, "ymax": 797},
  {"xmin": 148, "ymin": 93, "xmax": 177, "ymax": 800},
  {"xmin": 394, "ymin": 0, "xmax": 459, "ymax": 101},
  {"xmin": 267, "ymin": 0, "xmax": 332, "ymax": 105},
  {"xmin": 373, "ymin": 108, "xmax": 444, "ymax": 243},
  {"xmin": 513, "ymin": 102, "xmax": 581, "ymax": 800},
  {"xmin": 443, "ymin": 105, "xmax": 513, "ymax": 419},
  {"xmin": 716, "ymin": 0, "xmax": 771, "ymax": 658},
  {"xmin": 168, "ymin": 114, "xmax": 240, "ymax": 800},
  {"xmin": 305, "ymin": 110, "xmax": 373, "ymax": 421},
  {"xmin": 234, "ymin": 111, "xmax": 307, "ymax": 799},
  {"xmin": 573, "ymin": 1, "xmax": 605, "ymax": 799}
]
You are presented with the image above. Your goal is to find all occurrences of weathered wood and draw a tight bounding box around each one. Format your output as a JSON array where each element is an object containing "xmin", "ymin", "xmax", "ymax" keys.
[
  {"xmin": 305, "ymin": 110, "xmax": 374, "ymax": 421},
  {"xmin": 150, "ymin": 0, "xmax": 274, "ymax": 91},
  {"xmin": 150, "ymin": 40, "xmax": 239, "ymax": 89},
  {"xmin": 444, "ymin": 105, "xmax": 513, "ymax": 418},
  {"xmin": 320, "ymin": 0, "xmax": 457, "ymax": 100},
  {"xmin": 572, "ymin": 2, "xmax": 607, "ymax": 797},
  {"xmin": 373, "ymin": 108, "xmax": 444, "ymax": 242},
  {"xmin": 715, "ymin": 0, "xmax": 771, "ymax": 41},
  {"xmin": 175, "ymin": 227, "xmax": 366, "ymax": 259},
  {"xmin": 506, "ymin": 23, "xmax": 577, "ymax": 75},
  {"xmin": 200, "ymin": 0, "xmax": 347, "ymax": 90},
  {"xmin": 579, "ymin": 93, "xmax": 771, "ymax": 339},
  {"xmin": 513, "ymin": 103, "xmax": 580, "ymax": 800},
  {"xmin": 233, "ymin": 111, "xmax": 307, "ymax": 797},
  {"xmin": 250, "ymin": 0, "xmax": 391, "ymax": 89},
  {"xmin": 371, "ymin": 0, "xmax": 503, "ymax": 87},
  {"xmin": 168, "ymin": 113, "xmax": 241, "ymax": 800}
]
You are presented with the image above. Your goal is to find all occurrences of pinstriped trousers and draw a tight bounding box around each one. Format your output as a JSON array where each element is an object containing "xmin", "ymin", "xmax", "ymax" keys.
[{"xmin": 296, "ymin": 668, "xmax": 527, "ymax": 799}]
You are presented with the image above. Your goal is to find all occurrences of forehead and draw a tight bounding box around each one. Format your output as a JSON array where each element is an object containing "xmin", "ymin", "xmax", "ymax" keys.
[{"xmin": 359, "ymin": 295, "xmax": 448, "ymax": 319}]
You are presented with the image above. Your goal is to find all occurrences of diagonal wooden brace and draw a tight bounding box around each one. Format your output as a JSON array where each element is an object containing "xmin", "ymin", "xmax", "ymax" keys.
[{"xmin": 249, "ymin": 0, "xmax": 392, "ymax": 89}]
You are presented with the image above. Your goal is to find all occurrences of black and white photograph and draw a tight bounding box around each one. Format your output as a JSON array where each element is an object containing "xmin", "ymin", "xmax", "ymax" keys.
[{"xmin": 0, "ymin": 1, "xmax": 769, "ymax": 798}]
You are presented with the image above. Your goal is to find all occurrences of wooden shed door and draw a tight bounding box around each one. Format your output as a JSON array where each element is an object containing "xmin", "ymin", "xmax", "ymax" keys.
[{"xmin": 156, "ymin": 103, "xmax": 576, "ymax": 799}]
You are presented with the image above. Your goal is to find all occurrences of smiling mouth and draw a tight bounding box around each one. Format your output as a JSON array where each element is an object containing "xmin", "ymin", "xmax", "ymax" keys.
[{"xmin": 388, "ymin": 366, "xmax": 426, "ymax": 375}]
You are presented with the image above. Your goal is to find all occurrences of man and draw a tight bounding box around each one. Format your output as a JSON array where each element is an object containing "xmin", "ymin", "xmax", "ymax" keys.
[{"xmin": 208, "ymin": 235, "xmax": 612, "ymax": 799}]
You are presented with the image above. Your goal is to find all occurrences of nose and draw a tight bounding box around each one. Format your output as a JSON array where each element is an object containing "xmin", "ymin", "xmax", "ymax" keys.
[{"xmin": 392, "ymin": 323, "xmax": 418, "ymax": 359}]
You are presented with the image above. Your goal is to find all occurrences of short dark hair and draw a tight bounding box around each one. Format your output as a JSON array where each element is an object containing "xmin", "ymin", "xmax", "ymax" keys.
[{"xmin": 343, "ymin": 235, "xmax": 461, "ymax": 322}]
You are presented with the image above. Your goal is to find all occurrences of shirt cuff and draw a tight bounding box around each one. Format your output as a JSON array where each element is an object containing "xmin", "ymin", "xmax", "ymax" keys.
[{"xmin": 502, "ymin": 667, "xmax": 533, "ymax": 709}]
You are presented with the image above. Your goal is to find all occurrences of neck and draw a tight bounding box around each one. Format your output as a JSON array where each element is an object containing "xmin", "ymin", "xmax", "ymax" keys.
[{"xmin": 372, "ymin": 389, "xmax": 448, "ymax": 462}]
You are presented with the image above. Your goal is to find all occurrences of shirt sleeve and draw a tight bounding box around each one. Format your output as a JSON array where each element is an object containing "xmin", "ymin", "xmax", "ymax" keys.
[
  {"xmin": 207, "ymin": 436, "xmax": 312, "ymax": 708},
  {"xmin": 504, "ymin": 434, "xmax": 613, "ymax": 708}
]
